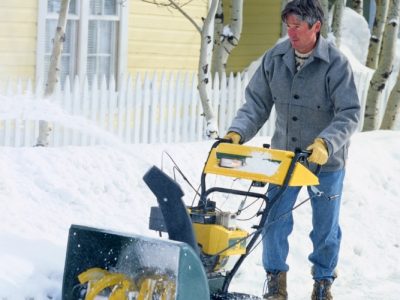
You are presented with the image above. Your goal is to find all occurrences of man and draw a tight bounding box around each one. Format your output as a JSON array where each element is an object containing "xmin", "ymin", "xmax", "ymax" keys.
[{"xmin": 224, "ymin": 0, "xmax": 360, "ymax": 299}]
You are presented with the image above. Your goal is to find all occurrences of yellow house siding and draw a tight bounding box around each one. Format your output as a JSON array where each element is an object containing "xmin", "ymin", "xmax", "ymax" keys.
[
  {"xmin": 224, "ymin": 0, "xmax": 282, "ymax": 73},
  {"xmin": 0, "ymin": 1, "xmax": 283, "ymax": 82},
  {"xmin": 0, "ymin": 1, "xmax": 37, "ymax": 81},
  {"xmin": 127, "ymin": 0, "xmax": 207, "ymax": 73}
]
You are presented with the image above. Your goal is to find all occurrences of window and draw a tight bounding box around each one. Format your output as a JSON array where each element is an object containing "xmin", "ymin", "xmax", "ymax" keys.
[
  {"xmin": 87, "ymin": 0, "xmax": 119, "ymax": 82},
  {"xmin": 37, "ymin": 0, "xmax": 128, "ymax": 87}
]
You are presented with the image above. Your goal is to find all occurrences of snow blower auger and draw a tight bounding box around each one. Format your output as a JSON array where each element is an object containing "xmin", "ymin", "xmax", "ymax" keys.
[
  {"xmin": 61, "ymin": 140, "xmax": 320, "ymax": 300},
  {"xmin": 62, "ymin": 224, "xmax": 208, "ymax": 300}
]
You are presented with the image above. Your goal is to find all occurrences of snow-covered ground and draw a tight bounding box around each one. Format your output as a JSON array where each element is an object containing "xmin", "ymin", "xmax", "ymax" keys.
[
  {"xmin": 0, "ymin": 131, "xmax": 399, "ymax": 299},
  {"xmin": 1, "ymin": 6, "xmax": 400, "ymax": 300}
]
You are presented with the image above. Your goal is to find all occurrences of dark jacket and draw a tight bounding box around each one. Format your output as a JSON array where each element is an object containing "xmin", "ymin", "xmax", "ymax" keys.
[{"xmin": 229, "ymin": 37, "xmax": 361, "ymax": 171}]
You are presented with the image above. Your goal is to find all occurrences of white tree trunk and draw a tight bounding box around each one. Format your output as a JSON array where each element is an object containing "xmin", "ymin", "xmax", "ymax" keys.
[
  {"xmin": 320, "ymin": 0, "xmax": 330, "ymax": 37},
  {"xmin": 332, "ymin": 0, "xmax": 345, "ymax": 47},
  {"xmin": 281, "ymin": 0, "xmax": 290, "ymax": 37},
  {"xmin": 36, "ymin": 0, "xmax": 70, "ymax": 146},
  {"xmin": 380, "ymin": 68, "xmax": 400, "ymax": 129},
  {"xmin": 198, "ymin": 0, "xmax": 220, "ymax": 138},
  {"xmin": 366, "ymin": 0, "xmax": 389, "ymax": 69},
  {"xmin": 211, "ymin": 0, "xmax": 224, "ymax": 74},
  {"xmin": 363, "ymin": 0, "xmax": 400, "ymax": 131},
  {"xmin": 212, "ymin": 0, "xmax": 243, "ymax": 75}
]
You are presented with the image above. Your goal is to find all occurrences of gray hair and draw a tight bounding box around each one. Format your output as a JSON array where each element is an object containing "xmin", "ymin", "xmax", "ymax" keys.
[{"xmin": 281, "ymin": 0, "xmax": 324, "ymax": 28}]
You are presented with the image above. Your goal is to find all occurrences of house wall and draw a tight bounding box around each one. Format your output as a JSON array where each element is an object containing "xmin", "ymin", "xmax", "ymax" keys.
[
  {"xmin": 127, "ymin": 0, "xmax": 206, "ymax": 73},
  {"xmin": 0, "ymin": 1, "xmax": 38, "ymax": 81},
  {"xmin": 0, "ymin": 1, "xmax": 282, "ymax": 82},
  {"xmin": 224, "ymin": 0, "xmax": 282, "ymax": 73},
  {"xmin": 127, "ymin": 0, "xmax": 282, "ymax": 74}
]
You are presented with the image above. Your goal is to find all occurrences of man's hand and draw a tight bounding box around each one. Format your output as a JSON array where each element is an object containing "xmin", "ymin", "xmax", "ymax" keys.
[
  {"xmin": 307, "ymin": 138, "xmax": 329, "ymax": 165},
  {"xmin": 222, "ymin": 132, "xmax": 242, "ymax": 144}
]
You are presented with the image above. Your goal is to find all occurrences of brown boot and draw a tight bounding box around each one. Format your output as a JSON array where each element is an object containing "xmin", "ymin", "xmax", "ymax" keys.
[
  {"xmin": 263, "ymin": 272, "xmax": 288, "ymax": 300},
  {"xmin": 311, "ymin": 279, "xmax": 333, "ymax": 300}
]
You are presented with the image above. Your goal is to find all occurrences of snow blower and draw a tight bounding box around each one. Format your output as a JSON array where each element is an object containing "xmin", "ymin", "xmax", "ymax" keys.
[{"xmin": 61, "ymin": 140, "xmax": 320, "ymax": 300}]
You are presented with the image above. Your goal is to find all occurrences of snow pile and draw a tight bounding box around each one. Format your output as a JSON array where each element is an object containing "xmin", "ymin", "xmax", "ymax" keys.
[
  {"xmin": 340, "ymin": 7, "xmax": 370, "ymax": 66},
  {"xmin": 0, "ymin": 94, "xmax": 122, "ymax": 144}
]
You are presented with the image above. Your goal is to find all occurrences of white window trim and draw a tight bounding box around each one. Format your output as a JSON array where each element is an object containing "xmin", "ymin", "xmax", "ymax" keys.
[
  {"xmin": 77, "ymin": 0, "xmax": 88, "ymax": 80},
  {"xmin": 36, "ymin": 0, "xmax": 128, "ymax": 86},
  {"xmin": 118, "ymin": 0, "xmax": 128, "ymax": 82}
]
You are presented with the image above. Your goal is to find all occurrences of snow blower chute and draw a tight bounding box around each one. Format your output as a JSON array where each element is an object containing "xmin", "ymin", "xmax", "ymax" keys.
[{"xmin": 62, "ymin": 141, "xmax": 319, "ymax": 300}]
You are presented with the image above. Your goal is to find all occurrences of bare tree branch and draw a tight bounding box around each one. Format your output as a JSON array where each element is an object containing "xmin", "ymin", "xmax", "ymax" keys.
[
  {"xmin": 142, "ymin": 0, "xmax": 201, "ymax": 33},
  {"xmin": 168, "ymin": 0, "xmax": 201, "ymax": 33}
]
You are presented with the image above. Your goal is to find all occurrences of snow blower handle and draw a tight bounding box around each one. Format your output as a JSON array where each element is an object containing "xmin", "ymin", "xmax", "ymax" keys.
[
  {"xmin": 217, "ymin": 137, "xmax": 236, "ymax": 144},
  {"xmin": 295, "ymin": 148, "xmax": 322, "ymax": 176},
  {"xmin": 214, "ymin": 140, "xmax": 322, "ymax": 176}
]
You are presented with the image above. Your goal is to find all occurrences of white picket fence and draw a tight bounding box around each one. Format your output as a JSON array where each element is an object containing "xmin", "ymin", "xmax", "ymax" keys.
[{"xmin": 0, "ymin": 68, "xmax": 374, "ymax": 147}]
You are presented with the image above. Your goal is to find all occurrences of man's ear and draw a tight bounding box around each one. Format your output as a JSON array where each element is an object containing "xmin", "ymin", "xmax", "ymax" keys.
[{"xmin": 313, "ymin": 20, "xmax": 321, "ymax": 33}]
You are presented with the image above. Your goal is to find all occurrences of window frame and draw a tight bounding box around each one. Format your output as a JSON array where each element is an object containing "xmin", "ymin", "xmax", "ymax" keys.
[{"xmin": 36, "ymin": 0, "xmax": 128, "ymax": 87}]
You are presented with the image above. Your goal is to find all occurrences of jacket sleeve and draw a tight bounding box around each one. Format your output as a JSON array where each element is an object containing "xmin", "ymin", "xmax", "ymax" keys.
[
  {"xmin": 319, "ymin": 55, "xmax": 361, "ymax": 156},
  {"xmin": 228, "ymin": 54, "xmax": 274, "ymax": 143}
]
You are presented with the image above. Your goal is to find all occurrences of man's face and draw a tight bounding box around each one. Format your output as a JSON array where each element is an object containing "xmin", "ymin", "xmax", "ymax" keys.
[{"xmin": 286, "ymin": 14, "xmax": 321, "ymax": 53}]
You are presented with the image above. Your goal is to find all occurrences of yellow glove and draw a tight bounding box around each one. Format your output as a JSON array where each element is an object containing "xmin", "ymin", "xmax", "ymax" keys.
[
  {"xmin": 222, "ymin": 132, "xmax": 242, "ymax": 144},
  {"xmin": 307, "ymin": 138, "xmax": 329, "ymax": 165}
]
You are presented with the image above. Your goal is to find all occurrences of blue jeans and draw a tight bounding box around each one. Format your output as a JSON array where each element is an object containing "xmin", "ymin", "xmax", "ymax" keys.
[{"xmin": 262, "ymin": 169, "xmax": 345, "ymax": 280}]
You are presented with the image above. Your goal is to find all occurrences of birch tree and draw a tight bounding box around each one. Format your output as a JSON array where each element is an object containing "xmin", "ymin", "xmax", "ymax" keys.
[
  {"xmin": 363, "ymin": 0, "xmax": 400, "ymax": 131},
  {"xmin": 36, "ymin": 0, "xmax": 70, "ymax": 146},
  {"xmin": 320, "ymin": 0, "xmax": 330, "ymax": 37},
  {"xmin": 281, "ymin": 0, "xmax": 290, "ymax": 37},
  {"xmin": 211, "ymin": 0, "xmax": 243, "ymax": 75},
  {"xmin": 332, "ymin": 0, "xmax": 345, "ymax": 47},
  {"xmin": 212, "ymin": 1, "xmax": 224, "ymax": 74},
  {"xmin": 380, "ymin": 72, "xmax": 400, "ymax": 129},
  {"xmin": 142, "ymin": 0, "xmax": 243, "ymax": 138},
  {"xmin": 366, "ymin": 0, "xmax": 389, "ymax": 69},
  {"xmin": 198, "ymin": 0, "xmax": 220, "ymax": 138}
]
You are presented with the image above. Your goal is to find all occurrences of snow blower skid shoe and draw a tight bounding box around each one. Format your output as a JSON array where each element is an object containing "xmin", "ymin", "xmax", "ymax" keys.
[
  {"xmin": 144, "ymin": 141, "xmax": 320, "ymax": 300},
  {"xmin": 61, "ymin": 224, "xmax": 209, "ymax": 300}
]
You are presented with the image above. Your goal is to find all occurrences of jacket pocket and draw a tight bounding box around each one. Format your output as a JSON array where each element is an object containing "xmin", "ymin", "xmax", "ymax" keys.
[{"xmin": 298, "ymin": 92, "xmax": 333, "ymax": 112}]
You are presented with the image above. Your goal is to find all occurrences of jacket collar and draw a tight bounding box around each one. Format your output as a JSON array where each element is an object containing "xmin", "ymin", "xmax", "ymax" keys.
[
  {"xmin": 312, "ymin": 37, "xmax": 330, "ymax": 63},
  {"xmin": 274, "ymin": 36, "xmax": 331, "ymax": 64}
]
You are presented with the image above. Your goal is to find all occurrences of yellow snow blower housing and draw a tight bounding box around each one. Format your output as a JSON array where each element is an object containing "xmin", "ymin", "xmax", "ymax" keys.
[
  {"xmin": 192, "ymin": 222, "xmax": 247, "ymax": 256},
  {"xmin": 204, "ymin": 143, "xmax": 319, "ymax": 186}
]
